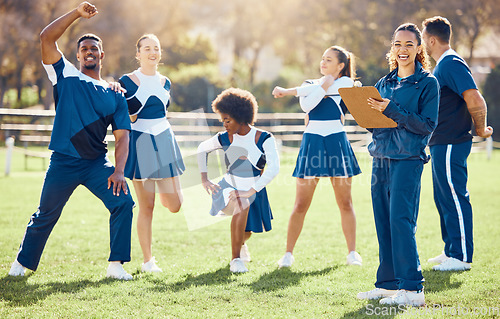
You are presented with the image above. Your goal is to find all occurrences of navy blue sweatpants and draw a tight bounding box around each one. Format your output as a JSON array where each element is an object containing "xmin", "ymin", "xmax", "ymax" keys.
[
  {"xmin": 430, "ymin": 141, "xmax": 473, "ymax": 263},
  {"xmin": 16, "ymin": 152, "xmax": 134, "ymax": 271},
  {"xmin": 371, "ymin": 158, "xmax": 424, "ymax": 291}
]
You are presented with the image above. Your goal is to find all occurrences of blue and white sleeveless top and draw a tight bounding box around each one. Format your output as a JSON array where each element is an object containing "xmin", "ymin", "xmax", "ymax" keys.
[
  {"xmin": 296, "ymin": 76, "xmax": 354, "ymax": 136},
  {"xmin": 118, "ymin": 69, "xmax": 172, "ymax": 136},
  {"xmin": 197, "ymin": 127, "xmax": 280, "ymax": 192}
]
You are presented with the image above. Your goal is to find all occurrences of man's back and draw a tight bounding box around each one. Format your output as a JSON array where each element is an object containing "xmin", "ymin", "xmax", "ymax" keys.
[{"xmin": 429, "ymin": 52, "xmax": 476, "ymax": 146}]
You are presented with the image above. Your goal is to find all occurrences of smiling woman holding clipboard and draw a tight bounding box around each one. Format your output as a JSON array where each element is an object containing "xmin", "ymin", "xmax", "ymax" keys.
[{"xmin": 354, "ymin": 23, "xmax": 439, "ymax": 307}]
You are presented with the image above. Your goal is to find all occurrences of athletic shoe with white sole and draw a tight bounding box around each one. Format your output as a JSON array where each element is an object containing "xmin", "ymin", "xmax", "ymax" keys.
[
  {"xmin": 357, "ymin": 288, "xmax": 397, "ymax": 300},
  {"xmin": 230, "ymin": 258, "xmax": 248, "ymax": 273},
  {"xmin": 141, "ymin": 257, "xmax": 163, "ymax": 273},
  {"xmin": 277, "ymin": 252, "xmax": 294, "ymax": 268},
  {"xmin": 346, "ymin": 251, "xmax": 362, "ymax": 266},
  {"xmin": 427, "ymin": 252, "xmax": 449, "ymax": 264},
  {"xmin": 106, "ymin": 262, "xmax": 133, "ymax": 280},
  {"xmin": 240, "ymin": 244, "xmax": 251, "ymax": 263},
  {"xmin": 432, "ymin": 257, "xmax": 471, "ymax": 271},
  {"xmin": 8, "ymin": 260, "xmax": 26, "ymax": 277},
  {"xmin": 379, "ymin": 289, "xmax": 425, "ymax": 307}
]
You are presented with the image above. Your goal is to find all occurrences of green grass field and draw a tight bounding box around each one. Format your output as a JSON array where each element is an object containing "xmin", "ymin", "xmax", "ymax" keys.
[{"xmin": 0, "ymin": 147, "xmax": 499, "ymax": 318}]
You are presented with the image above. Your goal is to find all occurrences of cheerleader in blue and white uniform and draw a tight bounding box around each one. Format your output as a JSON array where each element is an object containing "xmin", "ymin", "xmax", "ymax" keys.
[
  {"xmin": 119, "ymin": 34, "xmax": 185, "ymax": 273},
  {"xmin": 197, "ymin": 88, "xmax": 280, "ymax": 273},
  {"xmin": 272, "ymin": 46, "xmax": 362, "ymax": 268}
]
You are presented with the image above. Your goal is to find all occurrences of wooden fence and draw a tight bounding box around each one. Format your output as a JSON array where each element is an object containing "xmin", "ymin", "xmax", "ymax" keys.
[
  {"xmin": 0, "ymin": 107, "xmax": 494, "ymax": 170},
  {"xmin": 0, "ymin": 107, "xmax": 370, "ymax": 148}
]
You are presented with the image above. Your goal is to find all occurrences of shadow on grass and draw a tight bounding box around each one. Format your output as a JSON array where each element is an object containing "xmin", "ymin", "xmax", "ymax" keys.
[
  {"xmin": 247, "ymin": 266, "xmax": 338, "ymax": 292},
  {"xmin": 421, "ymin": 268, "xmax": 463, "ymax": 292},
  {"xmin": 340, "ymin": 269, "xmax": 463, "ymax": 318},
  {"xmin": 0, "ymin": 274, "xmax": 114, "ymax": 307},
  {"xmin": 148, "ymin": 265, "xmax": 235, "ymax": 292},
  {"xmin": 341, "ymin": 299, "xmax": 400, "ymax": 318},
  {"xmin": 148, "ymin": 265, "xmax": 339, "ymax": 293}
]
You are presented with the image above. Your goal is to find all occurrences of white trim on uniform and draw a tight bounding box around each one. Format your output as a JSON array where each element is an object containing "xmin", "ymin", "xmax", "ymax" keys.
[
  {"xmin": 43, "ymin": 63, "xmax": 58, "ymax": 85},
  {"xmin": 131, "ymin": 118, "xmax": 171, "ymax": 135},
  {"xmin": 435, "ymin": 49, "xmax": 457, "ymax": 67},
  {"xmin": 304, "ymin": 119, "xmax": 344, "ymax": 136},
  {"xmin": 42, "ymin": 55, "xmax": 109, "ymax": 88},
  {"xmin": 445, "ymin": 144, "xmax": 467, "ymax": 262}
]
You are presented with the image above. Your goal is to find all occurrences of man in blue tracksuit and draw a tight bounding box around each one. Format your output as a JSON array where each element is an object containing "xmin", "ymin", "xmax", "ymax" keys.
[
  {"xmin": 422, "ymin": 17, "xmax": 493, "ymax": 271},
  {"xmin": 8, "ymin": 2, "xmax": 135, "ymax": 280},
  {"xmin": 357, "ymin": 23, "xmax": 439, "ymax": 307}
]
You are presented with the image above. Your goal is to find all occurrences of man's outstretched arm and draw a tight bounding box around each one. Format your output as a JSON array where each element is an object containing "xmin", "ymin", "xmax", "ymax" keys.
[{"xmin": 40, "ymin": 2, "xmax": 98, "ymax": 65}]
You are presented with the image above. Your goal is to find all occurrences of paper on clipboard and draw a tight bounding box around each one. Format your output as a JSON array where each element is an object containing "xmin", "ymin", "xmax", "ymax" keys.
[{"xmin": 338, "ymin": 86, "xmax": 397, "ymax": 128}]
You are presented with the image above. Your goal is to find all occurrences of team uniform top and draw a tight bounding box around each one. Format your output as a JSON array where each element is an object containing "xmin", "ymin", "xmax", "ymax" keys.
[
  {"xmin": 43, "ymin": 55, "xmax": 130, "ymax": 159},
  {"xmin": 119, "ymin": 69, "xmax": 171, "ymax": 122},
  {"xmin": 197, "ymin": 127, "xmax": 279, "ymax": 231},
  {"xmin": 197, "ymin": 127, "xmax": 280, "ymax": 193},
  {"xmin": 429, "ymin": 49, "xmax": 477, "ymax": 146},
  {"xmin": 297, "ymin": 76, "xmax": 353, "ymax": 133},
  {"xmin": 293, "ymin": 76, "xmax": 361, "ymax": 178},
  {"xmin": 368, "ymin": 62, "xmax": 439, "ymax": 161},
  {"xmin": 119, "ymin": 69, "xmax": 185, "ymax": 179}
]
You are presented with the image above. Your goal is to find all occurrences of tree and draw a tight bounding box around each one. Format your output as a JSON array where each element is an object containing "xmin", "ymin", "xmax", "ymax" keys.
[
  {"xmin": 192, "ymin": 0, "xmax": 292, "ymax": 88},
  {"xmin": 2, "ymin": 0, "xmax": 500, "ymax": 114},
  {"xmin": 0, "ymin": 0, "xmax": 72, "ymax": 108},
  {"xmin": 420, "ymin": 0, "xmax": 500, "ymax": 63}
]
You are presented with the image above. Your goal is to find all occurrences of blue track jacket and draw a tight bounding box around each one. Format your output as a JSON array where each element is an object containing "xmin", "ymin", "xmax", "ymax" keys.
[{"xmin": 368, "ymin": 62, "xmax": 439, "ymax": 162}]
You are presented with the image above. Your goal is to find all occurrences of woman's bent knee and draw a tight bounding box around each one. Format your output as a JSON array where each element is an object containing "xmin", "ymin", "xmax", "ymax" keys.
[{"xmin": 166, "ymin": 203, "xmax": 181, "ymax": 213}]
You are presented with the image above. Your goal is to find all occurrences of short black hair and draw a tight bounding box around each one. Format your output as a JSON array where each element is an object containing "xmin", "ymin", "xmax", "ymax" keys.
[
  {"xmin": 422, "ymin": 16, "xmax": 452, "ymax": 44},
  {"xmin": 77, "ymin": 33, "xmax": 103, "ymax": 51},
  {"xmin": 212, "ymin": 88, "xmax": 258, "ymax": 125}
]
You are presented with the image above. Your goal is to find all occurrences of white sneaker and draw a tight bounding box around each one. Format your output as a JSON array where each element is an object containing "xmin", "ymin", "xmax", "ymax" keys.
[
  {"xmin": 106, "ymin": 262, "xmax": 133, "ymax": 280},
  {"xmin": 346, "ymin": 251, "xmax": 362, "ymax": 266},
  {"xmin": 240, "ymin": 244, "xmax": 251, "ymax": 263},
  {"xmin": 278, "ymin": 252, "xmax": 294, "ymax": 268},
  {"xmin": 432, "ymin": 257, "xmax": 471, "ymax": 271},
  {"xmin": 357, "ymin": 288, "xmax": 397, "ymax": 300},
  {"xmin": 427, "ymin": 252, "xmax": 449, "ymax": 264},
  {"xmin": 379, "ymin": 289, "xmax": 425, "ymax": 307},
  {"xmin": 230, "ymin": 258, "xmax": 248, "ymax": 273},
  {"xmin": 8, "ymin": 259, "xmax": 26, "ymax": 276},
  {"xmin": 141, "ymin": 257, "xmax": 162, "ymax": 273}
]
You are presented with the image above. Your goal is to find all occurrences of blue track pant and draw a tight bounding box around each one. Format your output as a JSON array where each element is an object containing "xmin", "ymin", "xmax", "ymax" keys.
[
  {"xmin": 16, "ymin": 152, "xmax": 134, "ymax": 271},
  {"xmin": 430, "ymin": 141, "xmax": 473, "ymax": 263},
  {"xmin": 371, "ymin": 158, "xmax": 424, "ymax": 291}
]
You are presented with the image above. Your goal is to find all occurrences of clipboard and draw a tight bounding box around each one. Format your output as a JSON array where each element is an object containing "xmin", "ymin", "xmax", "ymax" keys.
[{"xmin": 338, "ymin": 86, "xmax": 397, "ymax": 128}]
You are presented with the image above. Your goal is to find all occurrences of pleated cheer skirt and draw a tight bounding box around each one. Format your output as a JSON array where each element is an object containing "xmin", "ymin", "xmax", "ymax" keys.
[
  {"xmin": 292, "ymin": 132, "xmax": 361, "ymax": 178},
  {"xmin": 125, "ymin": 127, "xmax": 185, "ymax": 180}
]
